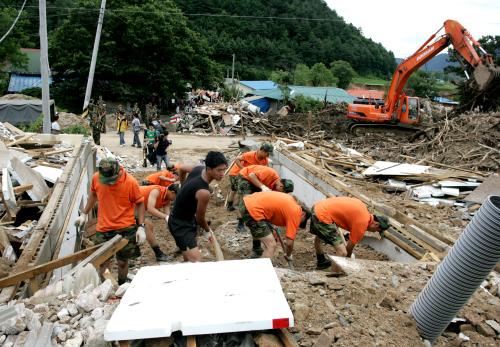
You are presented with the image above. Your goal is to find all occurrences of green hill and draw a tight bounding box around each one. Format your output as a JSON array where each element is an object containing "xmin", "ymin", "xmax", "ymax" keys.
[{"xmin": 174, "ymin": 0, "xmax": 396, "ymax": 79}]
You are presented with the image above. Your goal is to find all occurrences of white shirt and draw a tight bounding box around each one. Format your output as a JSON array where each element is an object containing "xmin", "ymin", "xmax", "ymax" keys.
[{"xmin": 51, "ymin": 121, "xmax": 61, "ymax": 131}]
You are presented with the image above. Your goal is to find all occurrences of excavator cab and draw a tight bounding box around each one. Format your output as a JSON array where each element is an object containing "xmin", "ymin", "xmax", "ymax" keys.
[{"xmin": 398, "ymin": 96, "xmax": 420, "ymax": 125}]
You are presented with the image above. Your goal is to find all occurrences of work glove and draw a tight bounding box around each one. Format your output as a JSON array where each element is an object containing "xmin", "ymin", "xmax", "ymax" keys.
[
  {"xmin": 284, "ymin": 254, "xmax": 293, "ymax": 262},
  {"xmin": 260, "ymin": 185, "xmax": 271, "ymax": 192},
  {"xmin": 164, "ymin": 215, "xmax": 169, "ymax": 224},
  {"xmin": 136, "ymin": 226, "xmax": 146, "ymax": 245},
  {"xmin": 74, "ymin": 213, "xmax": 87, "ymax": 227}
]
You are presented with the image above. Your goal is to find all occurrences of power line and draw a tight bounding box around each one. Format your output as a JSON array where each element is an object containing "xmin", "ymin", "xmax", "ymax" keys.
[{"xmin": 0, "ymin": 0, "xmax": 28, "ymax": 44}]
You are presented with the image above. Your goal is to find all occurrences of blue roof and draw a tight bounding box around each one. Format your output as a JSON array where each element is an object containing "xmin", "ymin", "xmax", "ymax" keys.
[
  {"xmin": 239, "ymin": 80, "xmax": 277, "ymax": 90},
  {"xmin": 7, "ymin": 73, "xmax": 52, "ymax": 93}
]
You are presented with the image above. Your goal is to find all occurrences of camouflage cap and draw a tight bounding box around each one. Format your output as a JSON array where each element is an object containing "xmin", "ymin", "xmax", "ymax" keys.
[
  {"xmin": 280, "ymin": 179, "xmax": 294, "ymax": 193},
  {"xmin": 98, "ymin": 157, "xmax": 120, "ymax": 185},
  {"xmin": 374, "ymin": 215, "xmax": 390, "ymax": 231},
  {"xmin": 260, "ymin": 143, "xmax": 274, "ymax": 154}
]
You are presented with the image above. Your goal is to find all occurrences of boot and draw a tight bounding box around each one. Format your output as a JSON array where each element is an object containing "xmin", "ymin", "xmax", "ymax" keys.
[
  {"xmin": 227, "ymin": 202, "xmax": 236, "ymax": 212},
  {"xmin": 316, "ymin": 254, "xmax": 332, "ymax": 270},
  {"xmin": 153, "ymin": 246, "xmax": 171, "ymax": 262},
  {"xmin": 236, "ymin": 218, "xmax": 246, "ymax": 233},
  {"xmin": 249, "ymin": 240, "xmax": 263, "ymax": 258},
  {"xmin": 249, "ymin": 248, "xmax": 263, "ymax": 259}
]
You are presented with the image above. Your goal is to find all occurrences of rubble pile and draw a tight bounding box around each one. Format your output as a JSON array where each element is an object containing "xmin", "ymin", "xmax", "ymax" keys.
[
  {"xmin": 175, "ymin": 102, "xmax": 349, "ymax": 137},
  {"xmin": 0, "ymin": 122, "xmax": 77, "ymax": 281},
  {"xmin": 0, "ymin": 278, "xmax": 129, "ymax": 346},
  {"xmin": 344, "ymin": 112, "xmax": 500, "ymax": 172}
]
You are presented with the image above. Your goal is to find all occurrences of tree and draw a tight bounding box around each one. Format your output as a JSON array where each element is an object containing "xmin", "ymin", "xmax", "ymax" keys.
[
  {"xmin": 330, "ymin": 60, "xmax": 356, "ymax": 89},
  {"xmin": 293, "ymin": 64, "xmax": 311, "ymax": 85},
  {"xmin": 478, "ymin": 35, "xmax": 500, "ymax": 65},
  {"xmin": 49, "ymin": 0, "xmax": 222, "ymax": 111},
  {"xmin": 269, "ymin": 70, "xmax": 292, "ymax": 85},
  {"xmin": 0, "ymin": 7, "xmax": 29, "ymax": 92},
  {"xmin": 310, "ymin": 63, "xmax": 335, "ymax": 86},
  {"xmin": 406, "ymin": 71, "xmax": 438, "ymax": 98}
]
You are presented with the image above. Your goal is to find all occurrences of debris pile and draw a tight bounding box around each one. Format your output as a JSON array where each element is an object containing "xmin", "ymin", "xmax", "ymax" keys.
[
  {"xmin": 344, "ymin": 112, "xmax": 500, "ymax": 172},
  {"xmin": 0, "ymin": 276, "xmax": 127, "ymax": 346},
  {"xmin": 0, "ymin": 123, "xmax": 77, "ymax": 260}
]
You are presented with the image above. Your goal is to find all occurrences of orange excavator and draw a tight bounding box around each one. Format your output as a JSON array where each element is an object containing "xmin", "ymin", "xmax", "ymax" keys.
[{"xmin": 347, "ymin": 19, "xmax": 499, "ymax": 128}]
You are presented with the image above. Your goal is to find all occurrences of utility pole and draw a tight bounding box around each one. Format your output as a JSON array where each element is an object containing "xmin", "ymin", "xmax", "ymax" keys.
[
  {"xmin": 83, "ymin": 0, "xmax": 106, "ymax": 111},
  {"xmin": 39, "ymin": 0, "xmax": 51, "ymax": 134},
  {"xmin": 231, "ymin": 54, "xmax": 235, "ymax": 84}
]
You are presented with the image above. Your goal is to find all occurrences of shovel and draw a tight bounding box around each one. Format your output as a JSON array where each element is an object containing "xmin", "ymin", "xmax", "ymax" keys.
[{"xmin": 273, "ymin": 228, "xmax": 294, "ymax": 270}]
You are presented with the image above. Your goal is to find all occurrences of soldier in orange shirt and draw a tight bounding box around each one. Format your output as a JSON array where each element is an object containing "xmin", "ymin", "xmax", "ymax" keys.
[
  {"xmin": 226, "ymin": 143, "xmax": 273, "ymax": 212},
  {"xmin": 236, "ymin": 165, "xmax": 294, "ymax": 233},
  {"xmin": 142, "ymin": 169, "xmax": 177, "ymax": 187},
  {"xmin": 75, "ymin": 157, "xmax": 146, "ymax": 285},
  {"xmin": 310, "ymin": 197, "xmax": 389, "ymax": 274},
  {"xmin": 139, "ymin": 184, "xmax": 178, "ymax": 262},
  {"xmin": 240, "ymin": 191, "xmax": 310, "ymax": 260}
]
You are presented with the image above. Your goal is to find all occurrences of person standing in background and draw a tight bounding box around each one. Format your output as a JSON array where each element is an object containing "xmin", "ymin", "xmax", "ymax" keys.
[{"xmin": 117, "ymin": 105, "xmax": 128, "ymax": 147}]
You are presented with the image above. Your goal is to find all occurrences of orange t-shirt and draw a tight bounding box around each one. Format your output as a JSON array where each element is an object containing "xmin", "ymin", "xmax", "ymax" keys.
[
  {"xmin": 239, "ymin": 165, "xmax": 280, "ymax": 189},
  {"xmin": 139, "ymin": 185, "xmax": 170, "ymax": 210},
  {"xmin": 145, "ymin": 170, "xmax": 175, "ymax": 187},
  {"xmin": 91, "ymin": 168, "xmax": 144, "ymax": 232},
  {"xmin": 229, "ymin": 151, "xmax": 269, "ymax": 176},
  {"xmin": 244, "ymin": 192, "xmax": 302, "ymax": 240},
  {"xmin": 313, "ymin": 197, "xmax": 373, "ymax": 244}
]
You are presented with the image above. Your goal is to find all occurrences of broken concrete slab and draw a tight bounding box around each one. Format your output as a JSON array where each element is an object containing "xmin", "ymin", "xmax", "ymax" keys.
[
  {"xmin": 32, "ymin": 166, "xmax": 63, "ymax": 184},
  {"xmin": 9, "ymin": 157, "xmax": 49, "ymax": 202},
  {"xmin": 465, "ymin": 174, "xmax": 500, "ymax": 204}
]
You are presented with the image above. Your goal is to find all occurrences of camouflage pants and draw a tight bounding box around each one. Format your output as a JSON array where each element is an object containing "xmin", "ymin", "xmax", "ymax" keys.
[
  {"xmin": 309, "ymin": 208, "xmax": 342, "ymax": 246},
  {"xmin": 240, "ymin": 203, "xmax": 273, "ymax": 239},
  {"xmin": 229, "ymin": 175, "xmax": 239, "ymax": 192},
  {"xmin": 236, "ymin": 176, "xmax": 260, "ymax": 210},
  {"xmin": 92, "ymin": 128, "xmax": 101, "ymax": 145},
  {"xmin": 91, "ymin": 226, "xmax": 140, "ymax": 261}
]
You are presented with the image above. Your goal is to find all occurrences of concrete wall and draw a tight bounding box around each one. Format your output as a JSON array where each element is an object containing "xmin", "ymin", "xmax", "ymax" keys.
[{"xmin": 271, "ymin": 149, "xmax": 416, "ymax": 263}]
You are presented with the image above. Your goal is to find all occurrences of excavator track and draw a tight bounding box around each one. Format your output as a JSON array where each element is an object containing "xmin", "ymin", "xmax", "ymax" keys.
[{"xmin": 348, "ymin": 122, "xmax": 423, "ymax": 135}]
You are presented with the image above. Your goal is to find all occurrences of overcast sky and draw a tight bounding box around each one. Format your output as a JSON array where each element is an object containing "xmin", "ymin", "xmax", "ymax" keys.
[{"xmin": 325, "ymin": 0, "xmax": 500, "ymax": 58}]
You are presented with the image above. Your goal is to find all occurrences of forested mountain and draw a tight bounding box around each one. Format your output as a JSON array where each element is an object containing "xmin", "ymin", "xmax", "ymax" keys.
[
  {"xmin": 2, "ymin": 0, "xmax": 397, "ymax": 110},
  {"xmin": 174, "ymin": 0, "xmax": 396, "ymax": 79},
  {"xmin": 396, "ymin": 53, "xmax": 459, "ymax": 72}
]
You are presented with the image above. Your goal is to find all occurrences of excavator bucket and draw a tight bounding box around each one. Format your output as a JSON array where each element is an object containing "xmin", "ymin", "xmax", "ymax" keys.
[{"xmin": 473, "ymin": 64, "xmax": 500, "ymax": 91}]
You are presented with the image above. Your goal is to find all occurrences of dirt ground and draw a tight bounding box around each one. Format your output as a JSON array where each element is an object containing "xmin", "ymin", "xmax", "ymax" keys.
[{"xmin": 97, "ymin": 131, "xmax": 499, "ymax": 347}]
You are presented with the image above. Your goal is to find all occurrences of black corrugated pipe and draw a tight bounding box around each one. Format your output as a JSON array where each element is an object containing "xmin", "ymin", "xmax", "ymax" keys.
[{"xmin": 410, "ymin": 195, "xmax": 500, "ymax": 344}]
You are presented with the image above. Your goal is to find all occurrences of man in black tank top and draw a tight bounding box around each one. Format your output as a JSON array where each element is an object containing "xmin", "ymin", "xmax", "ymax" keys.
[{"xmin": 168, "ymin": 151, "xmax": 228, "ymax": 262}]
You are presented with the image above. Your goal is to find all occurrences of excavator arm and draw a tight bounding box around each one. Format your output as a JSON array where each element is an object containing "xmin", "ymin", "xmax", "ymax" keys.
[
  {"xmin": 348, "ymin": 19, "xmax": 499, "ymax": 126},
  {"xmin": 386, "ymin": 19, "xmax": 497, "ymax": 116}
]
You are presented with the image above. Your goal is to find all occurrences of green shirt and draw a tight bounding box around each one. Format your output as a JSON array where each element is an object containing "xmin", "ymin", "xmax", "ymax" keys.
[{"xmin": 145, "ymin": 129, "xmax": 156, "ymax": 144}]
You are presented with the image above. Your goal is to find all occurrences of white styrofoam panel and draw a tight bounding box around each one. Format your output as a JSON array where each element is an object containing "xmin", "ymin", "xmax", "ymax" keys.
[{"xmin": 104, "ymin": 259, "xmax": 293, "ymax": 341}]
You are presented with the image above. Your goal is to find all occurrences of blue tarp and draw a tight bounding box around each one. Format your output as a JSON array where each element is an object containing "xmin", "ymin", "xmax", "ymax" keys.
[
  {"xmin": 248, "ymin": 97, "xmax": 270, "ymax": 113},
  {"xmin": 433, "ymin": 96, "xmax": 459, "ymax": 105}
]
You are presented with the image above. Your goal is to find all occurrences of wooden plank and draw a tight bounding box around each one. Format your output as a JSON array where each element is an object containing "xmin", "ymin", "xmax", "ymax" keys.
[
  {"xmin": 13, "ymin": 184, "xmax": 33, "ymax": 195},
  {"xmin": 208, "ymin": 229, "xmax": 224, "ymax": 261},
  {"xmin": 90, "ymin": 238, "xmax": 128, "ymax": 268},
  {"xmin": 44, "ymin": 148, "xmax": 74, "ymax": 156},
  {"xmin": 277, "ymin": 328, "xmax": 300, "ymax": 347},
  {"xmin": 407, "ymin": 224, "xmax": 450, "ymax": 253},
  {"xmin": 0, "ymin": 244, "xmax": 100, "ymax": 288},
  {"xmin": 187, "ymin": 336, "xmax": 197, "ymax": 347},
  {"xmin": 208, "ymin": 114, "xmax": 217, "ymax": 135},
  {"xmin": 6, "ymin": 134, "xmax": 34, "ymax": 147},
  {"xmin": 2, "ymin": 122, "xmax": 26, "ymax": 136}
]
